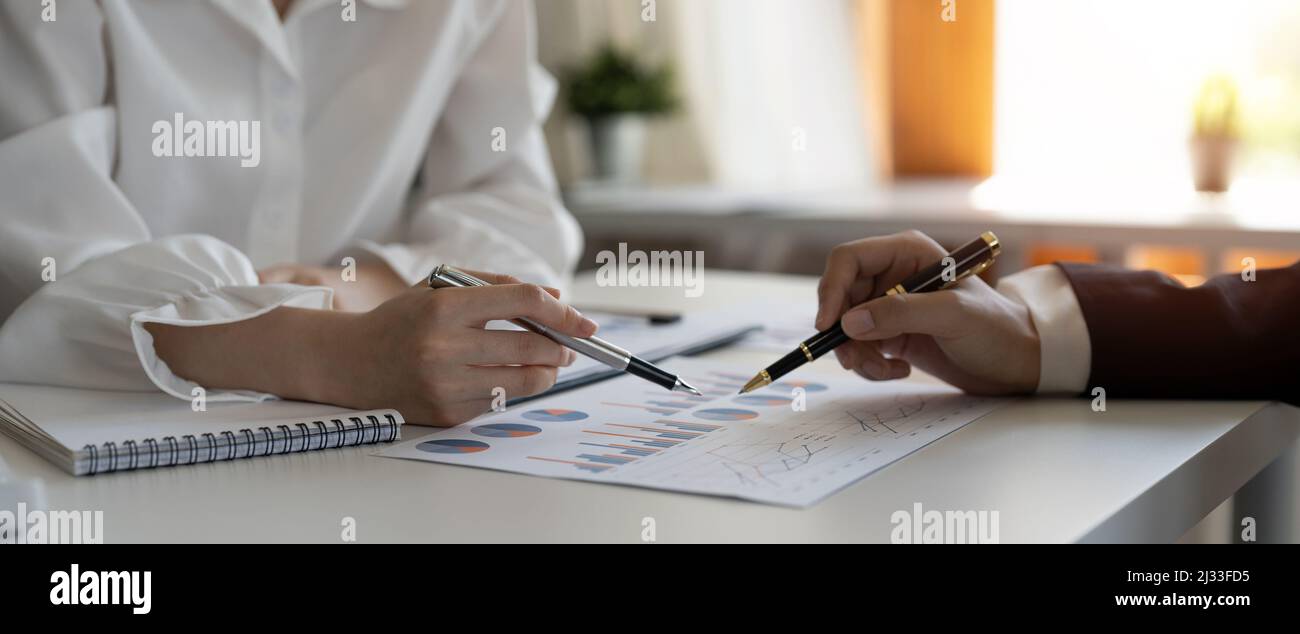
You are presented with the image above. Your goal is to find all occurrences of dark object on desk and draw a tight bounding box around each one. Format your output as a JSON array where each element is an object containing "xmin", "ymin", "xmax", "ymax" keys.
[
  {"xmin": 575, "ymin": 306, "xmax": 683, "ymax": 325},
  {"xmin": 740, "ymin": 232, "xmax": 1001, "ymax": 394}
]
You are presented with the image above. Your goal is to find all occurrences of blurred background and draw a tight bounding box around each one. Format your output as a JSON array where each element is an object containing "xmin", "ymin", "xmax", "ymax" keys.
[{"xmin": 535, "ymin": 0, "xmax": 1300, "ymax": 284}]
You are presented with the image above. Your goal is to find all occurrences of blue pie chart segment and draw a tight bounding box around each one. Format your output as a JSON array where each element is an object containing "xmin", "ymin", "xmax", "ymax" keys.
[
  {"xmin": 472, "ymin": 423, "xmax": 543, "ymax": 438},
  {"xmin": 693, "ymin": 408, "xmax": 760, "ymax": 422},
  {"xmin": 521, "ymin": 409, "xmax": 589, "ymax": 422},
  {"xmin": 417, "ymin": 439, "xmax": 490, "ymax": 454}
]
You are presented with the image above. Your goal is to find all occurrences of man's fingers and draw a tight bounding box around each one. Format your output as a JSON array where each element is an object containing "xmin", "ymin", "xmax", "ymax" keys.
[
  {"xmin": 459, "ymin": 284, "xmax": 597, "ymax": 336},
  {"xmin": 817, "ymin": 234, "xmax": 913, "ymax": 327},
  {"xmin": 840, "ymin": 290, "xmax": 967, "ymax": 341},
  {"xmin": 850, "ymin": 343, "xmax": 909, "ymax": 381},
  {"xmin": 877, "ymin": 335, "xmax": 910, "ymax": 359},
  {"xmin": 854, "ymin": 357, "xmax": 912, "ymax": 382},
  {"xmin": 835, "ymin": 341, "xmax": 879, "ymax": 371},
  {"xmin": 473, "ymin": 331, "xmax": 577, "ymax": 367},
  {"xmin": 817, "ymin": 241, "xmax": 877, "ymax": 329},
  {"xmin": 834, "ymin": 345, "xmax": 855, "ymax": 370},
  {"xmin": 819, "ymin": 277, "xmax": 873, "ymax": 331},
  {"xmin": 815, "ymin": 232, "xmax": 945, "ymax": 330}
]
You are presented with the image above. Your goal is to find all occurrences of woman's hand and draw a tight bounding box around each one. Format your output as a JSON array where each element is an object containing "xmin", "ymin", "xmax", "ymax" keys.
[
  {"xmin": 323, "ymin": 272, "xmax": 593, "ymax": 426},
  {"xmin": 148, "ymin": 270, "xmax": 594, "ymax": 427},
  {"xmin": 258, "ymin": 262, "xmax": 409, "ymax": 312},
  {"xmin": 816, "ymin": 231, "xmax": 1041, "ymax": 395}
]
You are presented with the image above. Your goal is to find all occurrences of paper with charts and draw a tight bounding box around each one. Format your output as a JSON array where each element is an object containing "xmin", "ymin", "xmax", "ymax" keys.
[{"xmin": 379, "ymin": 358, "xmax": 1005, "ymax": 507}]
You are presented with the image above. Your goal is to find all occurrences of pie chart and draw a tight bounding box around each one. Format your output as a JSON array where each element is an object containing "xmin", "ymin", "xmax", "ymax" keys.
[
  {"xmin": 734, "ymin": 394, "xmax": 793, "ymax": 407},
  {"xmin": 472, "ymin": 423, "xmax": 543, "ymax": 438},
  {"xmin": 417, "ymin": 439, "xmax": 490, "ymax": 454},
  {"xmin": 521, "ymin": 409, "xmax": 589, "ymax": 422},
  {"xmin": 693, "ymin": 408, "xmax": 760, "ymax": 422}
]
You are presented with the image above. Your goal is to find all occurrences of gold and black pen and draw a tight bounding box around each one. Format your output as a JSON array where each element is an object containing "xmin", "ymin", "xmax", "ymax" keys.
[{"xmin": 739, "ymin": 232, "xmax": 1002, "ymax": 394}]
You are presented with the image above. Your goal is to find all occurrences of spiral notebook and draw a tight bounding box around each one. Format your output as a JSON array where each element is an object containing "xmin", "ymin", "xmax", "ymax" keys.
[{"xmin": 0, "ymin": 384, "xmax": 403, "ymax": 476}]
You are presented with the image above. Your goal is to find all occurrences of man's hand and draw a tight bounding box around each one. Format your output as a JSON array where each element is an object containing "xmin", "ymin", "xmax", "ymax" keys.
[
  {"xmin": 258, "ymin": 262, "xmax": 410, "ymax": 312},
  {"xmin": 816, "ymin": 231, "xmax": 1041, "ymax": 395}
]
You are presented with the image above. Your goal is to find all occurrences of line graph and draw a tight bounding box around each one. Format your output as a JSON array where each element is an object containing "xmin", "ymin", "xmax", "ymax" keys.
[
  {"xmin": 843, "ymin": 394, "xmax": 926, "ymax": 434},
  {"xmin": 608, "ymin": 384, "xmax": 1001, "ymax": 502},
  {"xmin": 704, "ymin": 441, "xmax": 830, "ymax": 486}
]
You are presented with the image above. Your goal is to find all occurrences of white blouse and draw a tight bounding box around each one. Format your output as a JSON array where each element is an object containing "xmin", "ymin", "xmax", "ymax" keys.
[{"xmin": 0, "ymin": 0, "xmax": 582, "ymax": 402}]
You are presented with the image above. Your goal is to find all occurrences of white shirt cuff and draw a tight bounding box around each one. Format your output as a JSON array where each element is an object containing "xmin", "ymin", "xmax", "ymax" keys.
[{"xmin": 996, "ymin": 265, "xmax": 1091, "ymax": 394}]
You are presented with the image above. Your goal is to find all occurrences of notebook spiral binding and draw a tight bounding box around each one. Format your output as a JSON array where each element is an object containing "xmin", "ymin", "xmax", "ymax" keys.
[{"xmin": 80, "ymin": 414, "xmax": 400, "ymax": 476}]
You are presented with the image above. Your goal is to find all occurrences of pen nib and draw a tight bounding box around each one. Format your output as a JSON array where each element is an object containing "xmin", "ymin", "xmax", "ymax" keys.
[
  {"xmin": 739, "ymin": 372, "xmax": 772, "ymax": 394},
  {"xmin": 673, "ymin": 379, "xmax": 703, "ymax": 396}
]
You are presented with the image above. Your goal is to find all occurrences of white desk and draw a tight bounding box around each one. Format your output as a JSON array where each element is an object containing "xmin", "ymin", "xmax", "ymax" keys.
[{"xmin": 2, "ymin": 271, "xmax": 1296, "ymax": 543}]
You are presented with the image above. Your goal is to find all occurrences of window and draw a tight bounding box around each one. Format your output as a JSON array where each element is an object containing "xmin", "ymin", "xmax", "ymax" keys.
[{"xmin": 993, "ymin": 0, "xmax": 1300, "ymax": 196}]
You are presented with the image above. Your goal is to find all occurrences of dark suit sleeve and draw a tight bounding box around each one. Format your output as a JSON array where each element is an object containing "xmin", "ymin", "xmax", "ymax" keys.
[{"xmin": 1056, "ymin": 261, "xmax": 1300, "ymax": 405}]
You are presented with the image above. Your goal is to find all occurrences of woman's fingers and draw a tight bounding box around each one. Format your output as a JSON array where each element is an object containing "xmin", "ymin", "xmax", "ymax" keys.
[
  {"xmin": 413, "ymin": 269, "xmax": 563, "ymax": 302},
  {"xmin": 432, "ymin": 365, "xmax": 560, "ymax": 406},
  {"xmin": 472, "ymin": 365, "xmax": 560, "ymax": 400},
  {"xmin": 471, "ymin": 331, "xmax": 577, "ymax": 367},
  {"xmin": 426, "ymin": 365, "xmax": 562, "ymax": 426},
  {"xmin": 457, "ymin": 284, "xmax": 597, "ymax": 336},
  {"xmin": 423, "ymin": 399, "xmax": 496, "ymax": 427},
  {"xmin": 463, "ymin": 269, "xmax": 522, "ymax": 286},
  {"xmin": 462, "ymin": 270, "xmax": 561, "ymax": 298}
]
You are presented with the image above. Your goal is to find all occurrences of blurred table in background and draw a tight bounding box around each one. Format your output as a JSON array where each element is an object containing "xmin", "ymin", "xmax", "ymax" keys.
[{"xmin": 565, "ymin": 180, "xmax": 1300, "ymax": 282}]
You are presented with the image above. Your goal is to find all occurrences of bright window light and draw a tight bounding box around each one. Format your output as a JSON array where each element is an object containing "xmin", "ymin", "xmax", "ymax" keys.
[{"xmin": 991, "ymin": 0, "xmax": 1300, "ymax": 202}]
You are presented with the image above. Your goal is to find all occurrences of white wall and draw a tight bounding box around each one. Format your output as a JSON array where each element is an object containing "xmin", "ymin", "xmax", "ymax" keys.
[{"xmin": 535, "ymin": 0, "xmax": 876, "ymax": 191}]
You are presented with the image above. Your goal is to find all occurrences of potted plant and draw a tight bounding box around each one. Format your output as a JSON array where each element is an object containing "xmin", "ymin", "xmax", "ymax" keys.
[
  {"xmin": 563, "ymin": 44, "xmax": 679, "ymax": 183},
  {"xmin": 1189, "ymin": 76, "xmax": 1241, "ymax": 193}
]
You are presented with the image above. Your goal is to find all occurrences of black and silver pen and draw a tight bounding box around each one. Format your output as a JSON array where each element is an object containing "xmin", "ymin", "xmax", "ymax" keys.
[
  {"xmin": 428, "ymin": 265, "xmax": 702, "ymax": 396},
  {"xmin": 739, "ymin": 232, "xmax": 1001, "ymax": 394}
]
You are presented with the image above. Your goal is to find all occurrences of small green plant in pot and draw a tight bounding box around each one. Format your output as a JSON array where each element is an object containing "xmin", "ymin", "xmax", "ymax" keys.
[
  {"xmin": 1189, "ymin": 76, "xmax": 1241, "ymax": 193},
  {"xmin": 564, "ymin": 44, "xmax": 679, "ymax": 182}
]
